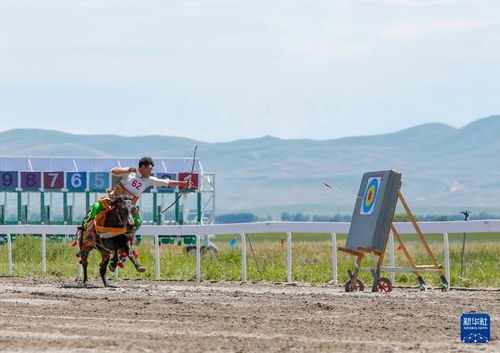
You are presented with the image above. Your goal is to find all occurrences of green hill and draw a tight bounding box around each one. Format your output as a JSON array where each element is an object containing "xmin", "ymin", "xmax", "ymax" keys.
[{"xmin": 1, "ymin": 115, "xmax": 499, "ymax": 216}]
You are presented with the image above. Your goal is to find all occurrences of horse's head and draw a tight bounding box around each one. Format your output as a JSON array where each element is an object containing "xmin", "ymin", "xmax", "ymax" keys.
[{"xmin": 108, "ymin": 195, "xmax": 137, "ymax": 231}]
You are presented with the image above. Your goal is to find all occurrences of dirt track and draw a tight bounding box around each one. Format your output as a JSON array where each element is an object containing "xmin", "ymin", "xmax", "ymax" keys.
[{"xmin": 0, "ymin": 277, "xmax": 498, "ymax": 352}]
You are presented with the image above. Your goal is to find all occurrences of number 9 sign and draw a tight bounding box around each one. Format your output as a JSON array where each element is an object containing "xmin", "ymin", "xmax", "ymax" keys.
[
  {"xmin": 0, "ymin": 171, "xmax": 18, "ymax": 190},
  {"xmin": 66, "ymin": 172, "xmax": 87, "ymax": 191}
]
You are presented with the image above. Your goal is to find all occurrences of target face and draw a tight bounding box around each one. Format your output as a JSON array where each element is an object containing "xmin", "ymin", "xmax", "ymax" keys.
[{"xmin": 360, "ymin": 177, "xmax": 381, "ymax": 215}]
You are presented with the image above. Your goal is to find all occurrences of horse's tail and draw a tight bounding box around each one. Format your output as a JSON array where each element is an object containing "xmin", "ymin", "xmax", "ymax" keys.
[
  {"xmin": 71, "ymin": 226, "xmax": 82, "ymax": 248},
  {"xmin": 73, "ymin": 209, "xmax": 98, "ymax": 264}
]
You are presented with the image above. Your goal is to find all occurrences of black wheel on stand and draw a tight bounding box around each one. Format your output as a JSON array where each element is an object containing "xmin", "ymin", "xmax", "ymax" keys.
[
  {"xmin": 373, "ymin": 277, "xmax": 392, "ymax": 293},
  {"xmin": 344, "ymin": 279, "xmax": 365, "ymax": 292}
]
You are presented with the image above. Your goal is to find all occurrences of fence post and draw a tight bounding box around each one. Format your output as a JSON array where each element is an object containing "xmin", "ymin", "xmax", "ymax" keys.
[
  {"xmin": 196, "ymin": 234, "xmax": 201, "ymax": 281},
  {"xmin": 7, "ymin": 234, "xmax": 12, "ymax": 276},
  {"xmin": 331, "ymin": 233, "xmax": 338, "ymax": 285},
  {"xmin": 42, "ymin": 233, "xmax": 46, "ymax": 273},
  {"xmin": 155, "ymin": 234, "xmax": 160, "ymax": 279},
  {"xmin": 443, "ymin": 232, "xmax": 450, "ymax": 284},
  {"xmin": 389, "ymin": 231, "xmax": 395, "ymax": 283},
  {"xmin": 287, "ymin": 232, "xmax": 292, "ymax": 283},
  {"xmin": 241, "ymin": 233, "xmax": 247, "ymax": 282}
]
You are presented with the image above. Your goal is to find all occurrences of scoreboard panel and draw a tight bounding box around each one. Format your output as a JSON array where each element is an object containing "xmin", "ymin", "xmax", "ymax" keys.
[
  {"xmin": 89, "ymin": 172, "xmax": 110, "ymax": 192},
  {"xmin": 43, "ymin": 172, "xmax": 64, "ymax": 189},
  {"xmin": 20, "ymin": 172, "xmax": 42, "ymax": 189},
  {"xmin": 0, "ymin": 171, "xmax": 18, "ymax": 190},
  {"xmin": 66, "ymin": 172, "xmax": 87, "ymax": 191},
  {"xmin": 178, "ymin": 173, "xmax": 199, "ymax": 191}
]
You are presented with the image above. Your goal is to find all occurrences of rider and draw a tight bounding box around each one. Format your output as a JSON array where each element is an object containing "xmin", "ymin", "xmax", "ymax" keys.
[
  {"xmin": 107, "ymin": 156, "xmax": 190, "ymax": 227},
  {"xmin": 82, "ymin": 157, "xmax": 190, "ymax": 270}
]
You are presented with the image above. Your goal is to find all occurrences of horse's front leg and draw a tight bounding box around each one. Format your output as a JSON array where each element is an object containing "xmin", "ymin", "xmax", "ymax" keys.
[
  {"xmin": 80, "ymin": 254, "xmax": 89, "ymax": 285},
  {"xmin": 125, "ymin": 234, "xmax": 145, "ymax": 272},
  {"xmin": 99, "ymin": 251, "xmax": 113, "ymax": 287},
  {"xmin": 78, "ymin": 237, "xmax": 91, "ymax": 286},
  {"xmin": 108, "ymin": 251, "xmax": 118, "ymax": 272}
]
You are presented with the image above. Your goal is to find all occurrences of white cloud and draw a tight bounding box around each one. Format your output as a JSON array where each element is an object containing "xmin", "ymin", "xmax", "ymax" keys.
[
  {"xmin": 449, "ymin": 181, "xmax": 464, "ymax": 193},
  {"xmin": 380, "ymin": 20, "xmax": 493, "ymax": 40},
  {"xmin": 355, "ymin": 0, "xmax": 474, "ymax": 5}
]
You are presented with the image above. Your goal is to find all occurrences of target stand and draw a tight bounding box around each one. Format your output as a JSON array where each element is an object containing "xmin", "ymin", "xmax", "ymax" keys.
[{"xmin": 338, "ymin": 170, "xmax": 448, "ymax": 293}]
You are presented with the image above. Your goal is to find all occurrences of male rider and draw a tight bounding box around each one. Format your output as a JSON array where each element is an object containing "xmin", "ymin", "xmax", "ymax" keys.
[{"xmin": 83, "ymin": 157, "xmax": 190, "ymax": 271}]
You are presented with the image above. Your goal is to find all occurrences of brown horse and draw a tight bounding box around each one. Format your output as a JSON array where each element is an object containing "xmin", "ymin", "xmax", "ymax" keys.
[{"xmin": 77, "ymin": 195, "xmax": 145, "ymax": 287}]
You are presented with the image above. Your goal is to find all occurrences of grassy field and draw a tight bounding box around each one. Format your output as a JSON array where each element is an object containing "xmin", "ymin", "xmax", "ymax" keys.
[{"xmin": 0, "ymin": 233, "xmax": 499, "ymax": 288}]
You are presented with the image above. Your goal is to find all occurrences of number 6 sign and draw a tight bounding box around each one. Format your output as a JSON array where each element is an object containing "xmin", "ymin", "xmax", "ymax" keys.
[{"xmin": 66, "ymin": 172, "xmax": 87, "ymax": 191}]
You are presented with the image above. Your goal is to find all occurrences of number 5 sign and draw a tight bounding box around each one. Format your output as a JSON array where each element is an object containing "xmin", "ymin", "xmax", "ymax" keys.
[
  {"xmin": 66, "ymin": 172, "xmax": 87, "ymax": 191},
  {"xmin": 89, "ymin": 172, "xmax": 110, "ymax": 191}
]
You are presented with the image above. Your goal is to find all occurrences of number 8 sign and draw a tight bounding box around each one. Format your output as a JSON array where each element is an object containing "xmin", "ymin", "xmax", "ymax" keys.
[
  {"xmin": 21, "ymin": 172, "xmax": 42, "ymax": 189},
  {"xmin": 66, "ymin": 172, "xmax": 87, "ymax": 191}
]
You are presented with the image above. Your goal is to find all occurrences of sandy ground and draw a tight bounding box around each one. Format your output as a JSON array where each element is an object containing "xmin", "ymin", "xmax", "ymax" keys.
[{"xmin": 0, "ymin": 277, "xmax": 498, "ymax": 353}]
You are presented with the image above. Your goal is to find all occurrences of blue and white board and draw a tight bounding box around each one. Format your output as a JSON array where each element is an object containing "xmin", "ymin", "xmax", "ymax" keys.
[
  {"xmin": 66, "ymin": 172, "xmax": 87, "ymax": 191},
  {"xmin": 156, "ymin": 173, "xmax": 176, "ymax": 192}
]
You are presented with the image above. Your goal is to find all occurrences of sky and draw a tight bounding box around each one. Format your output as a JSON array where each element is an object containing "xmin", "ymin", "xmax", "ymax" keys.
[{"xmin": 0, "ymin": 0, "xmax": 499, "ymax": 142}]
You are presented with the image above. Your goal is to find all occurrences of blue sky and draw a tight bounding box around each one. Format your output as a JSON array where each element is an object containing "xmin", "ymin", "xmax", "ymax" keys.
[{"xmin": 1, "ymin": 0, "xmax": 499, "ymax": 142}]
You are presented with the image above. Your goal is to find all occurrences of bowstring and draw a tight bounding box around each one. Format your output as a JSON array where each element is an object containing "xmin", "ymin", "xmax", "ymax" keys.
[{"xmin": 158, "ymin": 145, "xmax": 198, "ymax": 215}]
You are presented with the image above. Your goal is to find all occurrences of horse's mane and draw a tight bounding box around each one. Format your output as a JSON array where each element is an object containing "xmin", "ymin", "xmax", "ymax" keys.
[
  {"xmin": 109, "ymin": 194, "xmax": 133, "ymax": 207},
  {"xmin": 105, "ymin": 195, "xmax": 135, "ymax": 229}
]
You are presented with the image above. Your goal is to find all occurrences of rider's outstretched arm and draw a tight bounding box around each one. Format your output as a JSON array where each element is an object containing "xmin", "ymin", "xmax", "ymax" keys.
[
  {"xmin": 111, "ymin": 167, "xmax": 136, "ymax": 176},
  {"xmin": 150, "ymin": 177, "xmax": 190, "ymax": 188}
]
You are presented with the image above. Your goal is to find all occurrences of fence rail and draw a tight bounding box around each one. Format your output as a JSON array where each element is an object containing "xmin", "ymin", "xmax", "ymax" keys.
[{"xmin": 1, "ymin": 220, "xmax": 500, "ymax": 284}]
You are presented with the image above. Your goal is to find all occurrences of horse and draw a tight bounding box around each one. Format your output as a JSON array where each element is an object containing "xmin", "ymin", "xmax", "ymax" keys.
[{"xmin": 77, "ymin": 195, "xmax": 145, "ymax": 287}]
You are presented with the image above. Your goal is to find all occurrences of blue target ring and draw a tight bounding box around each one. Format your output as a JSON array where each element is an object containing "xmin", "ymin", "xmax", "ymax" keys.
[{"xmin": 362, "ymin": 177, "xmax": 379, "ymax": 214}]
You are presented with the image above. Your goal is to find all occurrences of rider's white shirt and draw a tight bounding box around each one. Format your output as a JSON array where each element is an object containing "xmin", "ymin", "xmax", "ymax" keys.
[{"xmin": 120, "ymin": 172, "xmax": 171, "ymax": 196}]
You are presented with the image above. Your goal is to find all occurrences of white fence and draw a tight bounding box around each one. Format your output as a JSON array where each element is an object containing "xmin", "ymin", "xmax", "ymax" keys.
[{"xmin": 1, "ymin": 220, "xmax": 500, "ymax": 285}]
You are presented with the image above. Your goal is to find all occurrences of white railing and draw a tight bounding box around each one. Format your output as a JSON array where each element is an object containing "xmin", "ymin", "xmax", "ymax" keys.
[{"xmin": 1, "ymin": 220, "xmax": 500, "ymax": 284}]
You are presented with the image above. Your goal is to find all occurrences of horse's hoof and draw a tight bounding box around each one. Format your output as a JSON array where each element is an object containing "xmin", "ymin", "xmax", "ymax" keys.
[{"xmin": 135, "ymin": 265, "xmax": 146, "ymax": 273}]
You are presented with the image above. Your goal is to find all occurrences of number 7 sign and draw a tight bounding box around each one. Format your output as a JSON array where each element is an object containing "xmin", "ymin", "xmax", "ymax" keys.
[{"xmin": 43, "ymin": 172, "xmax": 64, "ymax": 189}]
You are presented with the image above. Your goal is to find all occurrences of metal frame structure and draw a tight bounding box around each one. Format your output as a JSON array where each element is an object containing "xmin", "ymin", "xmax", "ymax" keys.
[{"xmin": 0, "ymin": 156, "xmax": 215, "ymax": 227}]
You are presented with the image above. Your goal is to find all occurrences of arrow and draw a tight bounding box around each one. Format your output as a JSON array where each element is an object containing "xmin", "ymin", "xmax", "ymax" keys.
[{"xmin": 323, "ymin": 182, "xmax": 362, "ymax": 199}]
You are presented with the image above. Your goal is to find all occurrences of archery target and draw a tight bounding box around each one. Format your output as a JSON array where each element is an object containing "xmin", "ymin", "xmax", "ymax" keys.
[{"xmin": 360, "ymin": 177, "xmax": 381, "ymax": 215}]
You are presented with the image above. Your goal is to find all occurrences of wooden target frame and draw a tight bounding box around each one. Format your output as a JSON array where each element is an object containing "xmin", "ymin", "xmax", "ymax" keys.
[{"xmin": 339, "ymin": 185, "xmax": 449, "ymax": 293}]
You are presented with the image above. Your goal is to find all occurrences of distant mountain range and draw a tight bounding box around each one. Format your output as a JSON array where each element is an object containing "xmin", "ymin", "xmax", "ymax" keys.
[{"xmin": 1, "ymin": 115, "xmax": 499, "ymax": 217}]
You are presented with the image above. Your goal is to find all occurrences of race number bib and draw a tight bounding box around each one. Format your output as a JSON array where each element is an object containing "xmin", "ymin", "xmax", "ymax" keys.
[{"xmin": 122, "ymin": 174, "xmax": 150, "ymax": 196}]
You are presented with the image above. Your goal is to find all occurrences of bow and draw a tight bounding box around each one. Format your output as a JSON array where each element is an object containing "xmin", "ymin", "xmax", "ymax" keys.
[{"xmin": 158, "ymin": 145, "xmax": 198, "ymax": 215}]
